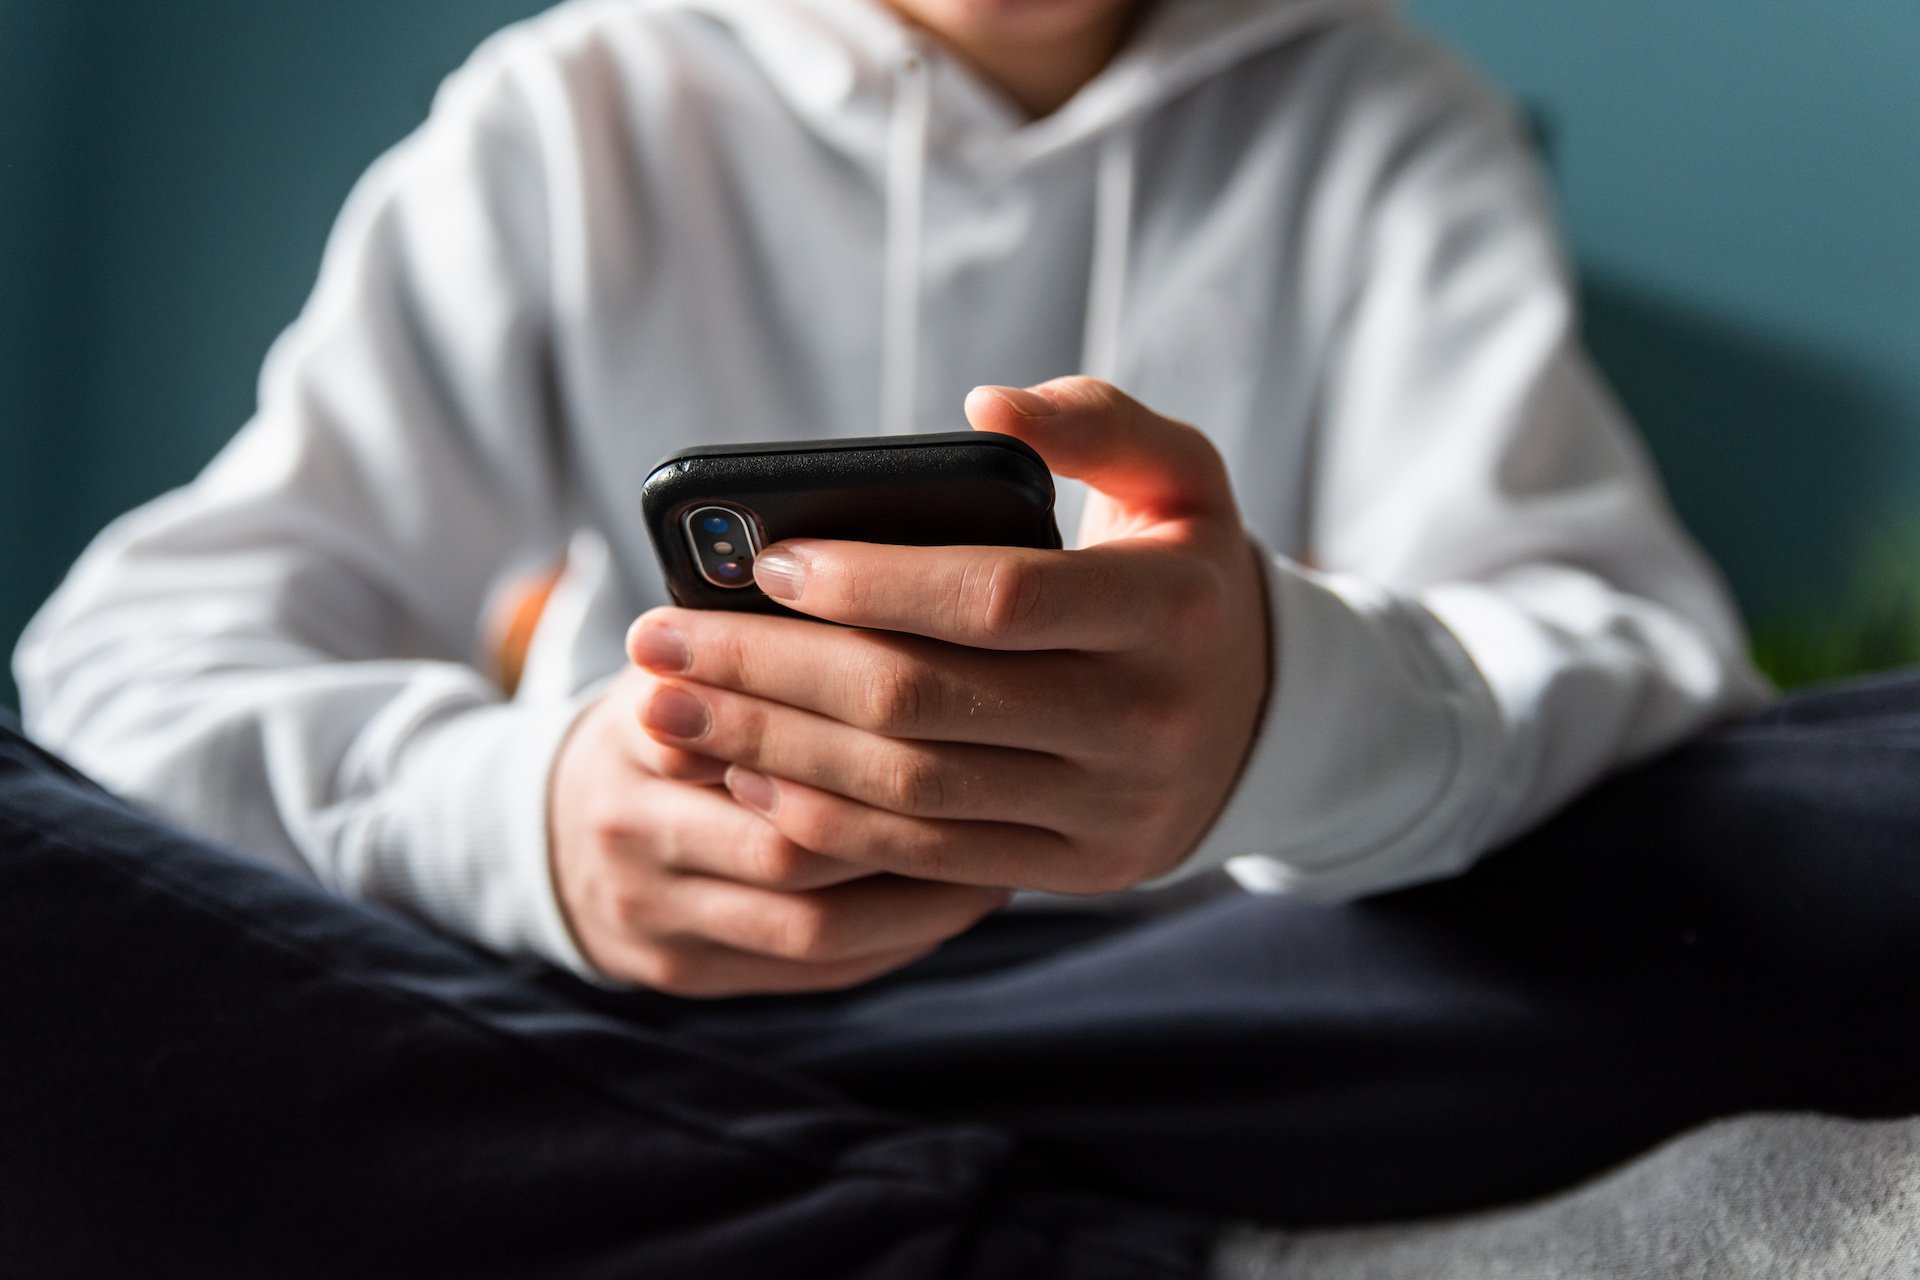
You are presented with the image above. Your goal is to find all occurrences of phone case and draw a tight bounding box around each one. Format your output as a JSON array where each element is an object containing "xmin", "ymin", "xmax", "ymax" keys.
[{"xmin": 642, "ymin": 432, "xmax": 1062, "ymax": 614}]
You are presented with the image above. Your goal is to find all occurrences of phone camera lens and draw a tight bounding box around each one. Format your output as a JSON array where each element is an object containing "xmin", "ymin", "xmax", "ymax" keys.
[{"xmin": 686, "ymin": 507, "xmax": 757, "ymax": 589}]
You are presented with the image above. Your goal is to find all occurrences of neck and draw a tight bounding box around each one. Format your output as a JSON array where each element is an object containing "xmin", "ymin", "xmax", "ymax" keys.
[{"xmin": 886, "ymin": 3, "xmax": 1144, "ymax": 119}]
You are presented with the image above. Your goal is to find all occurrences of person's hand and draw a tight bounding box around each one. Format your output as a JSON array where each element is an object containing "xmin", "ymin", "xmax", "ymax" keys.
[
  {"xmin": 626, "ymin": 377, "xmax": 1272, "ymax": 896},
  {"xmin": 548, "ymin": 666, "xmax": 1011, "ymax": 993}
]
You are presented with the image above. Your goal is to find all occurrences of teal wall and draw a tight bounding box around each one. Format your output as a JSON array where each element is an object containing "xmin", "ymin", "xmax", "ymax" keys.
[
  {"xmin": 2, "ymin": 1, "xmax": 1916, "ymax": 710},
  {"xmin": 1408, "ymin": 0, "xmax": 1920, "ymax": 621},
  {"xmin": 0, "ymin": 0, "xmax": 555, "ymax": 711}
]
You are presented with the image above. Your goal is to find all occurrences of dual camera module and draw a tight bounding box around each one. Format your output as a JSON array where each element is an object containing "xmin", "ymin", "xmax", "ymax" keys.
[{"xmin": 682, "ymin": 506, "xmax": 762, "ymax": 590}]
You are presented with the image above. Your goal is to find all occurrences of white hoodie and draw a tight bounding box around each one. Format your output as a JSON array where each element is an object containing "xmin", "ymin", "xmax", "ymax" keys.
[{"xmin": 16, "ymin": 0, "xmax": 1766, "ymax": 974}]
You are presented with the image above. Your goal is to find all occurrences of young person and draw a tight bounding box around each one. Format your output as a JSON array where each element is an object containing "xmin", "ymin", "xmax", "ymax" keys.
[
  {"xmin": 13, "ymin": 0, "xmax": 1918, "ymax": 1273},
  {"xmin": 18, "ymin": 0, "xmax": 1761, "ymax": 988}
]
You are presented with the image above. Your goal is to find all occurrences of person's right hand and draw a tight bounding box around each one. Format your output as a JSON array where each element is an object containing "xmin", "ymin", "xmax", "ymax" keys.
[{"xmin": 549, "ymin": 662, "xmax": 1011, "ymax": 994}]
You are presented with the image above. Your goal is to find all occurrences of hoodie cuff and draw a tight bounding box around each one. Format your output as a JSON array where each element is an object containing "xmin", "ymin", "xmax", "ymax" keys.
[
  {"xmin": 1148, "ymin": 545, "xmax": 1501, "ymax": 899},
  {"xmin": 367, "ymin": 685, "xmax": 603, "ymax": 977}
]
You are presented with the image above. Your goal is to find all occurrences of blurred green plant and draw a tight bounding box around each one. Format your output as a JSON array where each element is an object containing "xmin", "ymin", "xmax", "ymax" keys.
[{"xmin": 1750, "ymin": 526, "xmax": 1920, "ymax": 689}]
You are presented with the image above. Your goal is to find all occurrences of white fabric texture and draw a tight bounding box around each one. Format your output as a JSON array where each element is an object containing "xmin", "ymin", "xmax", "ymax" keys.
[
  {"xmin": 1214, "ymin": 1113, "xmax": 1920, "ymax": 1280},
  {"xmin": 15, "ymin": 0, "xmax": 1765, "ymax": 971}
]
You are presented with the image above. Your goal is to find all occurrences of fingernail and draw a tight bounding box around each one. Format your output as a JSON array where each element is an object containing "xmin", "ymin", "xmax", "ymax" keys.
[
  {"xmin": 628, "ymin": 624, "xmax": 690, "ymax": 673},
  {"xmin": 726, "ymin": 766, "xmax": 779, "ymax": 816},
  {"xmin": 984, "ymin": 385, "xmax": 1058, "ymax": 417},
  {"xmin": 642, "ymin": 685, "xmax": 710, "ymax": 740},
  {"xmin": 753, "ymin": 548, "xmax": 805, "ymax": 601}
]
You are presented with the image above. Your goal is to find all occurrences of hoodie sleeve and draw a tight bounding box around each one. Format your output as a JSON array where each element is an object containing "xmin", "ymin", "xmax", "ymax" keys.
[
  {"xmin": 13, "ymin": 41, "xmax": 595, "ymax": 971},
  {"xmin": 1171, "ymin": 44, "xmax": 1769, "ymax": 899}
]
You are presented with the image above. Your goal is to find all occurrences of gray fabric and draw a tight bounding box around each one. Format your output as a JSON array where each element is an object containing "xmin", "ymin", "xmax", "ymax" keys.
[{"xmin": 1215, "ymin": 1113, "xmax": 1920, "ymax": 1279}]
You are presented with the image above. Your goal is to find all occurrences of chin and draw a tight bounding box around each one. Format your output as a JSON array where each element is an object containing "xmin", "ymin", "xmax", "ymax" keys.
[{"xmin": 896, "ymin": 0, "xmax": 1136, "ymax": 44}]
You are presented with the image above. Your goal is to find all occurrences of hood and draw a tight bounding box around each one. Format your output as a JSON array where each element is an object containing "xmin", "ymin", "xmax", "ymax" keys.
[
  {"xmin": 656, "ymin": 0, "xmax": 1391, "ymax": 435},
  {"xmin": 680, "ymin": 0, "xmax": 1391, "ymax": 166}
]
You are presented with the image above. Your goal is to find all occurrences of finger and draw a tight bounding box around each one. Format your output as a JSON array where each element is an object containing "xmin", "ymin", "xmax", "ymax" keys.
[
  {"xmin": 725, "ymin": 766, "xmax": 1105, "ymax": 894},
  {"xmin": 636, "ymin": 778, "xmax": 872, "ymax": 891},
  {"xmin": 600, "ymin": 936, "xmax": 941, "ymax": 998},
  {"xmin": 631, "ymin": 609, "xmax": 1106, "ymax": 751},
  {"xmin": 964, "ymin": 378, "xmax": 1238, "ymax": 524},
  {"xmin": 748, "ymin": 537, "xmax": 1207, "ymax": 651},
  {"xmin": 640, "ymin": 678, "xmax": 1086, "ymax": 827},
  {"xmin": 637, "ymin": 737, "xmax": 731, "ymax": 787},
  {"xmin": 663, "ymin": 873, "xmax": 1010, "ymax": 966},
  {"xmin": 600, "ymin": 666, "xmax": 730, "ymax": 785}
]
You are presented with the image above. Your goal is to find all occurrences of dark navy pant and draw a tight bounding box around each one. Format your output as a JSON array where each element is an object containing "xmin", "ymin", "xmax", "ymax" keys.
[{"xmin": 4, "ymin": 674, "xmax": 1919, "ymax": 1278}]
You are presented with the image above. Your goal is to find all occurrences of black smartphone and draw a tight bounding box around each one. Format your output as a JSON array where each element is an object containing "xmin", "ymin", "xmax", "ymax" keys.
[{"xmin": 642, "ymin": 432, "xmax": 1062, "ymax": 614}]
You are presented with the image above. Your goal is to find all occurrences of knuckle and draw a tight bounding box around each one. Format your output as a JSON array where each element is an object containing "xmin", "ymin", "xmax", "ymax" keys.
[
  {"xmin": 767, "ymin": 897, "xmax": 841, "ymax": 962},
  {"xmin": 872, "ymin": 744, "xmax": 946, "ymax": 816},
  {"xmin": 708, "ymin": 625, "xmax": 754, "ymax": 684},
  {"xmin": 724, "ymin": 695, "xmax": 771, "ymax": 756},
  {"xmin": 857, "ymin": 654, "xmax": 931, "ymax": 735},
  {"xmin": 899, "ymin": 825, "xmax": 963, "ymax": 886},
  {"xmin": 969, "ymin": 555, "xmax": 1045, "ymax": 642},
  {"xmin": 741, "ymin": 828, "xmax": 808, "ymax": 888},
  {"xmin": 784, "ymin": 800, "xmax": 848, "ymax": 860},
  {"xmin": 832, "ymin": 559, "xmax": 882, "ymax": 618},
  {"xmin": 584, "ymin": 799, "xmax": 633, "ymax": 849},
  {"xmin": 630, "ymin": 945, "xmax": 699, "ymax": 995},
  {"xmin": 608, "ymin": 886, "xmax": 657, "ymax": 936}
]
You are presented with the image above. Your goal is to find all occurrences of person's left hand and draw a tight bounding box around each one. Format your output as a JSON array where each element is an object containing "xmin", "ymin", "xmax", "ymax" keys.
[{"xmin": 627, "ymin": 377, "xmax": 1271, "ymax": 896}]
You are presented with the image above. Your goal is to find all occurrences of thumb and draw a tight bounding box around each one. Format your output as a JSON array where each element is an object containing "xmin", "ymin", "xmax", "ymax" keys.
[{"xmin": 964, "ymin": 377, "xmax": 1237, "ymax": 523}]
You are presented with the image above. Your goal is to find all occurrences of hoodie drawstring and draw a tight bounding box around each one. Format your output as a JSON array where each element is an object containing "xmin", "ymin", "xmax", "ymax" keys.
[
  {"xmin": 881, "ymin": 50, "xmax": 932, "ymax": 436},
  {"xmin": 1081, "ymin": 127, "xmax": 1137, "ymax": 383},
  {"xmin": 881, "ymin": 50, "xmax": 1138, "ymax": 435}
]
